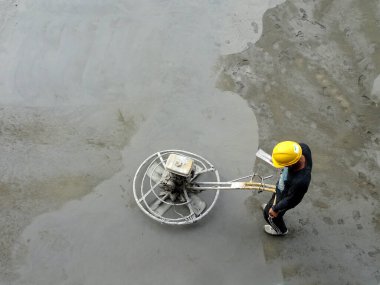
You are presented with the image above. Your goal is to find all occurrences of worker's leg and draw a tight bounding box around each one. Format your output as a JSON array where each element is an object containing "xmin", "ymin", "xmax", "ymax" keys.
[
  {"xmin": 263, "ymin": 196, "xmax": 288, "ymax": 234},
  {"xmin": 267, "ymin": 213, "xmax": 287, "ymax": 234},
  {"xmin": 262, "ymin": 195, "xmax": 274, "ymax": 224}
]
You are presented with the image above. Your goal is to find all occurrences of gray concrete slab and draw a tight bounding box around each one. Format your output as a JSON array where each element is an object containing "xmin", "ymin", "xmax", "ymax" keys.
[{"xmin": 1, "ymin": 0, "xmax": 379, "ymax": 284}]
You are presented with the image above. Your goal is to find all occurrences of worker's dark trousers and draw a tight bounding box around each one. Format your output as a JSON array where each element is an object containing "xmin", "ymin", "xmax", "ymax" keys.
[{"xmin": 263, "ymin": 194, "xmax": 288, "ymax": 234}]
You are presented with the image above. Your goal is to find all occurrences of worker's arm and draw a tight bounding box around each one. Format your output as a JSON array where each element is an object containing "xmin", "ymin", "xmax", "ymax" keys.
[{"xmin": 272, "ymin": 179, "xmax": 309, "ymax": 213}]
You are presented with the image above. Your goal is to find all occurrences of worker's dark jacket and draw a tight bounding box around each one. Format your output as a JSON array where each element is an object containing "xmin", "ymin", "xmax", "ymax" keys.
[{"xmin": 272, "ymin": 143, "xmax": 312, "ymax": 213}]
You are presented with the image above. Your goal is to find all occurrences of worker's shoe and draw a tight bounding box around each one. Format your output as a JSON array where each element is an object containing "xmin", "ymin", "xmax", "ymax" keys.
[
  {"xmin": 261, "ymin": 203, "xmax": 267, "ymax": 211},
  {"xmin": 264, "ymin": 225, "xmax": 288, "ymax": 236}
]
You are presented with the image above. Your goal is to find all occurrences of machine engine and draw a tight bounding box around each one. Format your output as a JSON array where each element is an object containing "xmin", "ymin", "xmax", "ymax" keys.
[{"xmin": 159, "ymin": 154, "xmax": 195, "ymax": 193}]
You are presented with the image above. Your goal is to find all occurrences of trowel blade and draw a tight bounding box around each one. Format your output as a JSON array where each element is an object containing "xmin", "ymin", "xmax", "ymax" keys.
[
  {"xmin": 153, "ymin": 201, "xmax": 172, "ymax": 216},
  {"xmin": 188, "ymin": 194, "xmax": 206, "ymax": 216},
  {"xmin": 147, "ymin": 162, "xmax": 165, "ymax": 183},
  {"xmin": 149, "ymin": 193, "xmax": 169, "ymax": 211}
]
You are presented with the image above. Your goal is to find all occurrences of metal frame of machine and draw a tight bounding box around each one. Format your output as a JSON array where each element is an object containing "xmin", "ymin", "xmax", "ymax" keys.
[{"xmin": 133, "ymin": 149, "xmax": 275, "ymax": 225}]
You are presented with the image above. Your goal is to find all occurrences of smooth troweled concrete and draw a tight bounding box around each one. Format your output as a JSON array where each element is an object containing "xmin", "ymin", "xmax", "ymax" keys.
[{"xmin": 1, "ymin": 1, "xmax": 284, "ymax": 284}]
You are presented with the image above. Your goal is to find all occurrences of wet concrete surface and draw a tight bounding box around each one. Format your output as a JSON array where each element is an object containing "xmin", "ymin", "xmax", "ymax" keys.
[
  {"xmin": 0, "ymin": 0, "xmax": 379, "ymax": 284},
  {"xmin": 218, "ymin": 0, "xmax": 380, "ymax": 284}
]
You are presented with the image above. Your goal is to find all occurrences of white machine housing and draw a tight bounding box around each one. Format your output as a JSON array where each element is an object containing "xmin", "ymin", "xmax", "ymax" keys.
[
  {"xmin": 165, "ymin": 154, "xmax": 195, "ymax": 177},
  {"xmin": 159, "ymin": 154, "xmax": 195, "ymax": 192}
]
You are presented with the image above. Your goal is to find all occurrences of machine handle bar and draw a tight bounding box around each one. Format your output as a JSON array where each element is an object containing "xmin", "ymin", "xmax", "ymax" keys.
[{"xmin": 188, "ymin": 181, "xmax": 276, "ymax": 193}]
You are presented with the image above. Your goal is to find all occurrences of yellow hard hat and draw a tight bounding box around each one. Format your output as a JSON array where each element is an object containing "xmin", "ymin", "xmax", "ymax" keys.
[{"xmin": 272, "ymin": 141, "xmax": 302, "ymax": 168}]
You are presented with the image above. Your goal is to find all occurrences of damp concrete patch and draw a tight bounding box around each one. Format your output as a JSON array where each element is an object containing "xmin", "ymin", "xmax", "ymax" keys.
[{"xmin": 218, "ymin": 0, "xmax": 380, "ymax": 284}]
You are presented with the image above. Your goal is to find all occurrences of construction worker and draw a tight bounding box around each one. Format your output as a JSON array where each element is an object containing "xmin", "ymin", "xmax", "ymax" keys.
[{"xmin": 262, "ymin": 141, "xmax": 312, "ymax": 236}]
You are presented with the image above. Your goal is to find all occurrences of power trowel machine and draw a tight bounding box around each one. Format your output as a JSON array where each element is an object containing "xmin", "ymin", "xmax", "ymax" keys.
[{"xmin": 133, "ymin": 149, "xmax": 276, "ymax": 225}]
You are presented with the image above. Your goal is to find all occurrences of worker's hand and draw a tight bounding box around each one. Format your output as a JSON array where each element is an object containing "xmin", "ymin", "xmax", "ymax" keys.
[{"xmin": 269, "ymin": 207, "xmax": 278, "ymax": 218}]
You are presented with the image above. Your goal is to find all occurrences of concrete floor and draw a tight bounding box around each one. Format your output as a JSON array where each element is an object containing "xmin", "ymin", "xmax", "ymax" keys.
[{"xmin": 0, "ymin": 0, "xmax": 379, "ymax": 284}]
